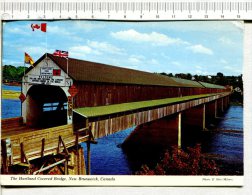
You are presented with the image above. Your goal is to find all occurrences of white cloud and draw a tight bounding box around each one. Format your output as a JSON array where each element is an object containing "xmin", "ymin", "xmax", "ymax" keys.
[
  {"xmin": 87, "ymin": 41, "xmax": 124, "ymax": 55},
  {"xmin": 69, "ymin": 41, "xmax": 124, "ymax": 60},
  {"xmin": 69, "ymin": 45, "xmax": 101, "ymax": 59},
  {"xmin": 186, "ymin": 44, "xmax": 213, "ymax": 55},
  {"xmin": 21, "ymin": 46, "xmax": 49, "ymax": 56},
  {"xmin": 5, "ymin": 24, "xmax": 31, "ymax": 35},
  {"xmin": 7, "ymin": 27, "xmax": 29, "ymax": 35},
  {"xmin": 195, "ymin": 70, "xmax": 210, "ymax": 75},
  {"xmin": 111, "ymin": 29, "xmax": 188, "ymax": 46},
  {"xmin": 2, "ymin": 59, "xmax": 23, "ymax": 66}
]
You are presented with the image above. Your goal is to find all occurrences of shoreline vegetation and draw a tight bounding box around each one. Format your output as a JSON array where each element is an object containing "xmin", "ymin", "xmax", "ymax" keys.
[
  {"xmin": 135, "ymin": 144, "xmax": 219, "ymax": 175},
  {"xmin": 3, "ymin": 82, "xmax": 21, "ymax": 86}
]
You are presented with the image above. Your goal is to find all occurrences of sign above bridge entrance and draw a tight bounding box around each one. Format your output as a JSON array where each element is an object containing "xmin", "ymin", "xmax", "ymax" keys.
[{"xmin": 27, "ymin": 75, "xmax": 66, "ymax": 86}]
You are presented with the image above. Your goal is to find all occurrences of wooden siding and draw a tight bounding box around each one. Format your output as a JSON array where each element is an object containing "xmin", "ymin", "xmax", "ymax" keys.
[
  {"xmin": 74, "ymin": 81, "xmax": 228, "ymax": 108},
  {"xmin": 88, "ymin": 93, "xmax": 230, "ymax": 139}
]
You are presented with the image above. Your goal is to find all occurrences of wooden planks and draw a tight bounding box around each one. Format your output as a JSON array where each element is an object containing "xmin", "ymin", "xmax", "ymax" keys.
[{"xmin": 1, "ymin": 124, "xmax": 89, "ymax": 165}]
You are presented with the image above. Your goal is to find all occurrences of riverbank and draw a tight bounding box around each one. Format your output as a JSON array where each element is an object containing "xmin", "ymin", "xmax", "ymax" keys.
[
  {"xmin": 2, "ymin": 82, "xmax": 21, "ymax": 86},
  {"xmin": 2, "ymin": 90, "xmax": 20, "ymax": 99}
]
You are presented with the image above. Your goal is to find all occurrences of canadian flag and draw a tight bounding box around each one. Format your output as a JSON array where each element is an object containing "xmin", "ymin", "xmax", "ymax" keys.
[{"xmin": 31, "ymin": 23, "xmax": 47, "ymax": 32}]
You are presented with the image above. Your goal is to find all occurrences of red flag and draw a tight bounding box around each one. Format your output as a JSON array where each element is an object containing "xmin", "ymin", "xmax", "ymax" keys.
[
  {"xmin": 31, "ymin": 23, "xmax": 47, "ymax": 32},
  {"xmin": 53, "ymin": 50, "xmax": 69, "ymax": 58}
]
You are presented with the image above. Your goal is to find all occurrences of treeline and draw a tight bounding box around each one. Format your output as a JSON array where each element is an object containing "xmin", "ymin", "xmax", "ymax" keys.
[
  {"xmin": 159, "ymin": 72, "xmax": 243, "ymax": 89},
  {"xmin": 2, "ymin": 65, "xmax": 28, "ymax": 84},
  {"xmin": 159, "ymin": 72, "xmax": 243, "ymax": 104}
]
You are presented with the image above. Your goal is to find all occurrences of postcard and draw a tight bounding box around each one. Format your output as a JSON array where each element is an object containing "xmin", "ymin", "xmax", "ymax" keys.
[{"xmin": 0, "ymin": 18, "xmax": 248, "ymax": 188}]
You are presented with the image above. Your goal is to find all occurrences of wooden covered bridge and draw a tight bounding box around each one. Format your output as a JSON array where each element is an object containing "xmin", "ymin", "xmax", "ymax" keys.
[{"xmin": 1, "ymin": 53, "xmax": 230, "ymax": 175}]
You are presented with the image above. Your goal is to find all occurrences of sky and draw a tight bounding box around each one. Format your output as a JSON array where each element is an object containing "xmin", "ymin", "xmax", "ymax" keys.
[{"xmin": 2, "ymin": 20, "xmax": 243, "ymax": 76}]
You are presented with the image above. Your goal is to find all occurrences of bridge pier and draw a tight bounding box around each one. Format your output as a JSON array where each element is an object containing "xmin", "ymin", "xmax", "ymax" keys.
[
  {"xmin": 223, "ymin": 96, "xmax": 229, "ymax": 110},
  {"xmin": 182, "ymin": 104, "xmax": 206, "ymax": 131},
  {"xmin": 205, "ymin": 101, "xmax": 217, "ymax": 125},
  {"xmin": 181, "ymin": 104, "xmax": 206, "ymax": 147},
  {"xmin": 122, "ymin": 113, "xmax": 182, "ymax": 150},
  {"xmin": 217, "ymin": 98, "xmax": 224, "ymax": 115}
]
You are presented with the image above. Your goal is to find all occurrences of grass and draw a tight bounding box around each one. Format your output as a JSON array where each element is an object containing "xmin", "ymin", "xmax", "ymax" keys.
[
  {"xmin": 74, "ymin": 93, "xmax": 228, "ymax": 118},
  {"xmin": 2, "ymin": 90, "xmax": 20, "ymax": 100}
]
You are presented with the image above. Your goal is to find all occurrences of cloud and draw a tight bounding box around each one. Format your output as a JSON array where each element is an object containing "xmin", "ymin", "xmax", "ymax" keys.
[
  {"xmin": 195, "ymin": 70, "xmax": 211, "ymax": 75},
  {"xmin": 69, "ymin": 45, "xmax": 101, "ymax": 59},
  {"xmin": 5, "ymin": 24, "xmax": 31, "ymax": 35},
  {"xmin": 111, "ymin": 29, "xmax": 188, "ymax": 46},
  {"xmin": 2, "ymin": 59, "xmax": 24, "ymax": 66},
  {"xmin": 21, "ymin": 46, "xmax": 50, "ymax": 56},
  {"xmin": 69, "ymin": 40, "xmax": 124, "ymax": 59},
  {"xmin": 111, "ymin": 29, "xmax": 214, "ymax": 57},
  {"xmin": 186, "ymin": 44, "xmax": 213, "ymax": 55},
  {"xmin": 87, "ymin": 41, "xmax": 124, "ymax": 55},
  {"xmin": 6, "ymin": 27, "xmax": 29, "ymax": 35}
]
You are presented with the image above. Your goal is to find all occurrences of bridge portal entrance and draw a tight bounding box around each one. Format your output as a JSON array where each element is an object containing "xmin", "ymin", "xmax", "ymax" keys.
[{"xmin": 26, "ymin": 85, "xmax": 68, "ymax": 128}]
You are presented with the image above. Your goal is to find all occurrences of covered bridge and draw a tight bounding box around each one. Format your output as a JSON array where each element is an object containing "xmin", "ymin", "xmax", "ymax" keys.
[
  {"xmin": 2, "ymin": 53, "xmax": 230, "ymax": 174},
  {"xmin": 22, "ymin": 53, "xmax": 227, "ymax": 131}
]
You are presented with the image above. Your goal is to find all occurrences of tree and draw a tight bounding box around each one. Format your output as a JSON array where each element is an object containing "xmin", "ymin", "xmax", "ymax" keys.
[
  {"xmin": 2, "ymin": 65, "xmax": 27, "ymax": 83},
  {"xmin": 216, "ymin": 72, "xmax": 224, "ymax": 77}
]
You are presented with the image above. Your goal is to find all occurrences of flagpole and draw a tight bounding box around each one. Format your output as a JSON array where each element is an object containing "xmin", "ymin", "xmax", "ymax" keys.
[
  {"xmin": 46, "ymin": 29, "xmax": 48, "ymax": 65},
  {"xmin": 23, "ymin": 53, "xmax": 26, "ymax": 77},
  {"xmin": 67, "ymin": 57, "xmax": 69, "ymax": 76}
]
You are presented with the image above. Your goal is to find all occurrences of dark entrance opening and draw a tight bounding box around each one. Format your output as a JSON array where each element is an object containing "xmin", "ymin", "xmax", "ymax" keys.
[{"xmin": 26, "ymin": 85, "xmax": 68, "ymax": 128}]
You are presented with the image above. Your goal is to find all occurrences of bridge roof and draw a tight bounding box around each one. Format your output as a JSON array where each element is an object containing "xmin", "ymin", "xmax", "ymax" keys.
[
  {"xmin": 73, "ymin": 93, "xmax": 222, "ymax": 118},
  {"xmin": 28, "ymin": 53, "xmax": 226, "ymax": 89},
  {"xmin": 46, "ymin": 54, "xmax": 185, "ymax": 87},
  {"xmin": 199, "ymin": 81, "xmax": 226, "ymax": 89},
  {"xmin": 170, "ymin": 77, "xmax": 203, "ymax": 88}
]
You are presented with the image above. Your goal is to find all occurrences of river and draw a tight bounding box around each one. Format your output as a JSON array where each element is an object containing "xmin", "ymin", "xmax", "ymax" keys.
[{"xmin": 1, "ymin": 85, "xmax": 243, "ymax": 175}]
